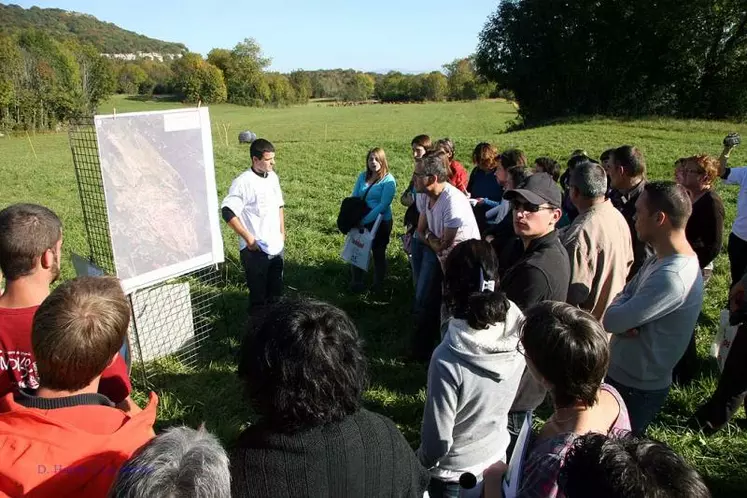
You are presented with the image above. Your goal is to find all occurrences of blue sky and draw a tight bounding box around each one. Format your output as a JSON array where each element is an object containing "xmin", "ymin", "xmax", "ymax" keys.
[{"xmin": 8, "ymin": 0, "xmax": 500, "ymax": 72}]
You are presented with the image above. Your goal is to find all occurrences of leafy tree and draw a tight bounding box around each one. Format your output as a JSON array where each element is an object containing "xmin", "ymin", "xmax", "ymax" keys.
[
  {"xmin": 289, "ymin": 70, "xmax": 312, "ymax": 103},
  {"xmin": 342, "ymin": 73, "xmax": 375, "ymax": 101},
  {"xmin": 421, "ymin": 71, "xmax": 448, "ymax": 101},
  {"xmin": 116, "ymin": 62, "xmax": 147, "ymax": 94},
  {"xmin": 171, "ymin": 52, "xmax": 226, "ymax": 104},
  {"xmin": 266, "ymin": 72, "xmax": 296, "ymax": 105},
  {"xmin": 223, "ymin": 38, "xmax": 272, "ymax": 106},
  {"xmin": 475, "ymin": 0, "xmax": 747, "ymax": 122}
]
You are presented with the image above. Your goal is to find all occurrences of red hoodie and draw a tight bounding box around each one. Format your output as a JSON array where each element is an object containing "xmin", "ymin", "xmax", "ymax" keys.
[
  {"xmin": 0, "ymin": 391, "xmax": 157, "ymax": 498},
  {"xmin": 449, "ymin": 160, "xmax": 469, "ymax": 194}
]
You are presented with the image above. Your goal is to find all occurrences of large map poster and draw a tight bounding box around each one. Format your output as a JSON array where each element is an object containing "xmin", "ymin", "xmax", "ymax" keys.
[{"xmin": 94, "ymin": 108, "xmax": 224, "ymax": 294}]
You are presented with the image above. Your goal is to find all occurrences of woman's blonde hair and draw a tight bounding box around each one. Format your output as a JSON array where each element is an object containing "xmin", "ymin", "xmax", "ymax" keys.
[
  {"xmin": 683, "ymin": 154, "xmax": 719, "ymax": 185},
  {"xmin": 366, "ymin": 147, "xmax": 389, "ymax": 181}
]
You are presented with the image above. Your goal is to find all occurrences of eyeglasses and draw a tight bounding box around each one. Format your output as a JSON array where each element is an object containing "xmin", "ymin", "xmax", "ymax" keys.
[
  {"xmin": 684, "ymin": 168, "xmax": 703, "ymax": 175},
  {"xmin": 510, "ymin": 200, "xmax": 555, "ymax": 213}
]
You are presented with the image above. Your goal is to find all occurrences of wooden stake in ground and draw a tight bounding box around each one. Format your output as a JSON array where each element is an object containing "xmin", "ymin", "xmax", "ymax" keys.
[
  {"xmin": 222, "ymin": 123, "xmax": 231, "ymax": 147},
  {"xmin": 25, "ymin": 131, "xmax": 38, "ymax": 160}
]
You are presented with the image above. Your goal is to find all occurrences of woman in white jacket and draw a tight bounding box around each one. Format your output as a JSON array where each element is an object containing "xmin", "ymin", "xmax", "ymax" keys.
[{"xmin": 418, "ymin": 239, "xmax": 525, "ymax": 498}]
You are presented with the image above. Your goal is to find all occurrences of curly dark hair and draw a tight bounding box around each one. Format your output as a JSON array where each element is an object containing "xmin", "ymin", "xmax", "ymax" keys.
[
  {"xmin": 520, "ymin": 301, "xmax": 609, "ymax": 408},
  {"xmin": 559, "ymin": 433, "xmax": 711, "ymax": 498},
  {"xmin": 238, "ymin": 298, "xmax": 368, "ymax": 433},
  {"xmin": 443, "ymin": 240, "xmax": 510, "ymax": 330},
  {"xmin": 534, "ymin": 157, "xmax": 561, "ymax": 182}
]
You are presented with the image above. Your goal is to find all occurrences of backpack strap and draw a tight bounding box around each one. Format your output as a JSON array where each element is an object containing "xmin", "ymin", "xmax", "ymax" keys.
[{"xmin": 360, "ymin": 176, "xmax": 382, "ymax": 201}]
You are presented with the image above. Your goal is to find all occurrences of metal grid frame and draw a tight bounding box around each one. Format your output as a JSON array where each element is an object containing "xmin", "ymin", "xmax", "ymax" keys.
[{"xmin": 68, "ymin": 118, "xmax": 223, "ymax": 385}]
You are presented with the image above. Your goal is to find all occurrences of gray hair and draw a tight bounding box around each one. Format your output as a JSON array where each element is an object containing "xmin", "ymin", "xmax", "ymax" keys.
[
  {"xmin": 420, "ymin": 150, "xmax": 450, "ymax": 183},
  {"xmin": 570, "ymin": 161, "xmax": 607, "ymax": 198},
  {"xmin": 109, "ymin": 426, "xmax": 230, "ymax": 498}
]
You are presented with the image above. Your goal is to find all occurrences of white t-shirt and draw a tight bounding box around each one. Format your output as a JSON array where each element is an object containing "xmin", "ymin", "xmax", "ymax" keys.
[
  {"xmin": 221, "ymin": 169, "xmax": 285, "ymax": 255},
  {"xmin": 725, "ymin": 167, "xmax": 747, "ymax": 241},
  {"xmin": 416, "ymin": 183, "xmax": 480, "ymax": 259}
]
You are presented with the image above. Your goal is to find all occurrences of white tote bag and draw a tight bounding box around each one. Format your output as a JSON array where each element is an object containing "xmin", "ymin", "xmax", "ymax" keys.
[
  {"xmin": 711, "ymin": 309, "xmax": 738, "ymax": 372},
  {"xmin": 341, "ymin": 215, "xmax": 382, "ymax": 271}
]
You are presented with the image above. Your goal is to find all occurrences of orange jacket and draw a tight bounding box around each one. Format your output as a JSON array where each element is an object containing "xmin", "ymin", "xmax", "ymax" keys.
[{"xmin": 0, "ymin": 392, "xmax": 157, "ymax": 498}]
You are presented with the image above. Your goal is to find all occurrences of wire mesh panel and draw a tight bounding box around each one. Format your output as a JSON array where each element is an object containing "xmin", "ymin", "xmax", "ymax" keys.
[
  {"xmin": 69, "ymin": 119, "xmax": 116, "ymax": 275},
  {"xmin": 69, "ymin": 118, "xmax": 224, "ymax": 385}
]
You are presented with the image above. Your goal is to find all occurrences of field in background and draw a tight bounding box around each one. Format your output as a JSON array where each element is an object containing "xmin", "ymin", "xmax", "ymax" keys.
[{"xmin": 1, "ymin": 95, "xmax": 747, "ymax": 495}]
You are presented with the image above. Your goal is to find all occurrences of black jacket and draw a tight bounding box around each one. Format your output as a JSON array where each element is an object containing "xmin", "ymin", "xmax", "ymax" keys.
[
  {"xmin": 609, "ymin": 180, "xmax": 653, "ymax": 280},
  {"xmin": 231, "ymin": 408, "xmax": 429, "ymax": 498},
  {"xmin": 499, "ymin": 230, "xmax": 570, "ymax": 311}
]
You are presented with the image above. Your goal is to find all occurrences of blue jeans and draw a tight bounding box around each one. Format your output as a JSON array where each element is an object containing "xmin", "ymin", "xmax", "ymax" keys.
[
  {"xmin": 606, "ymin": 376, "xmax": 670, "ymax": 435},
  {"xmin": 413, "ymin": 243, "xmax": 441, "ymax": 316},
  {"xmin": 410, "ymin": 235, "xmax": 424, "ymax": 287},
  {"xmin": 411, "ymin": 243, "xmax": 443, "ymax": 360}
]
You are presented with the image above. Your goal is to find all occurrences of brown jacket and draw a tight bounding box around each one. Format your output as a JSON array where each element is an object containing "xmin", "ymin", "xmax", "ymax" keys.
[{"xmin": 561, "ymin": 200, "xmax": 633, "ymax": 320}]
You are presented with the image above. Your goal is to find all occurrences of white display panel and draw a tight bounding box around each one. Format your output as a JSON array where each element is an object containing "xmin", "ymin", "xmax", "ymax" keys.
[{"xmin": 94, "ymin": 108, "xmax": 224, "ymax": 294}]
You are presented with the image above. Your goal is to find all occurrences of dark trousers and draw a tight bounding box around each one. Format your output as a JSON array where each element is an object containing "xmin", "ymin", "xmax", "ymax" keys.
[
  {"xmin": 673, "ymin": 268, "xmax": 712, "ymax": 386},
  {"xmin": 240, "ymin": 248, "xmax": 284, "ymax": 314},
  {"xmin": 728, "ymin": 232, "xmax": 747, "ymax": 288},
  {"xmin": 411, "ymin": 244, "xmax": 443, "ymax": 361},
  {"xmin": 691, "ymin": 324, "xmax": 747, "ymax": 434},
  {"xmin": 428, "ymin": 478, "xmax": 461, "ymax": 498},
  {"xmin": 350, "ymin": 219, "xmax": 393, "ymax": 288}
]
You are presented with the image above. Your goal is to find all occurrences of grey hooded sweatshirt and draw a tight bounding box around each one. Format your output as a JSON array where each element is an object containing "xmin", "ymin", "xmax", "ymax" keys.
[{"xmin": 417, "ymin": 301, "xmax": 525, "ymax": 481}]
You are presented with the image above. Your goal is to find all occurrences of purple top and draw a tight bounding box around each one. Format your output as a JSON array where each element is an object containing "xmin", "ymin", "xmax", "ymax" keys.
[{"xmin": 517, "ymin": 383, "xmax": 632, "ymax": 498}]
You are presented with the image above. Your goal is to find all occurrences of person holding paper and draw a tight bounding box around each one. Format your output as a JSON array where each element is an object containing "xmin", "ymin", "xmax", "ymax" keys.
[
  {"xmin": 222, "ymin": 139, "xmax": 285, "ymax": 315},
  {"xmin": 348, "ymin": 147, "xmax": 396, "ymax": 293},
  {"xmin": 512, "ymin": 302, "xmax": 630, "ymax": 498}
]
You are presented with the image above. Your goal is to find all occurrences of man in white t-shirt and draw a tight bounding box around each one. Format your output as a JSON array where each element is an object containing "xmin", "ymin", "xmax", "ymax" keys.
[
  {"xmin": 718, "ymin": 136, "xmax": 747, "ymax": 287},
  {"xmin": 221, "ymin": 139, "xmax": 285, "ymax": 314},
  {"xmin": 411, "ymin": 150, "xmax": 480, "ymax": 361}
]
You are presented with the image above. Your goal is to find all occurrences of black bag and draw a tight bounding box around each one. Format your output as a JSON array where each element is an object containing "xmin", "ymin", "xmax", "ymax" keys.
[{"xmin": 337, "ymin": 180, "xmax": 377, "ymax": 234}]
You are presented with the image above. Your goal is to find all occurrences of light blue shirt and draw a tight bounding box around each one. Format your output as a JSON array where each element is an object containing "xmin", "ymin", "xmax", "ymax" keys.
[{"xmin": 352, "ymin": 172, "xmax": 396, "ymax": 224}]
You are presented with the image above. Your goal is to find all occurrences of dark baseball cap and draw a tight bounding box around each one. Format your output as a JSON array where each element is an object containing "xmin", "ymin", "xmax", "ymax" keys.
[{"xmin": 504, "ymin": 173, "xmax": 562, "ymax": 208}]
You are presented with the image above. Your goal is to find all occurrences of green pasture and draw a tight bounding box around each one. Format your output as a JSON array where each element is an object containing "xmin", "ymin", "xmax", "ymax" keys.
[{"xmin": 1, "ymin": 95, "xmax": 746, "ymax": 496}]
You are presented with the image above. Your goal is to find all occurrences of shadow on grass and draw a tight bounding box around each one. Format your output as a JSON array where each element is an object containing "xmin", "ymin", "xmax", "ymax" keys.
[
  {"xmin": 125, "ymin": 94, "xmax": 182, "ymax": 103},
  {"xmin": 140, "ymin": 252, "xmax": 430, "ymax": 446}
]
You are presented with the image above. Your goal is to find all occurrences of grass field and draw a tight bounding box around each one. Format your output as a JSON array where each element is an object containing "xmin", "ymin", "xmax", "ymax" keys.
[{"xmin": 2, "ymin": 94, "xmax": 747, "ymax": 496}]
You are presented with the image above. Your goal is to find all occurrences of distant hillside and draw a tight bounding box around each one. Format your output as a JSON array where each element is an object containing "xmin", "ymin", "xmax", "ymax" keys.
[{"xmin": 0, "ymin": 3, "xmax": 188, "ymax": 54}]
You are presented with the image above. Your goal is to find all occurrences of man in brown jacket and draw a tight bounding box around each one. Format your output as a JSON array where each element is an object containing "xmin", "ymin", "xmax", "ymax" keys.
[{"xmin": 562, "ymin": 161, "xmax": 633, "ymax": 320}]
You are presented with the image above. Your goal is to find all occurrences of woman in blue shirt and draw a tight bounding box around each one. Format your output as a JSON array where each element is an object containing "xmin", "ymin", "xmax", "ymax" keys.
[{"xmin": 350, "ymin": 147, "xmax": 397, "ymax": 292}]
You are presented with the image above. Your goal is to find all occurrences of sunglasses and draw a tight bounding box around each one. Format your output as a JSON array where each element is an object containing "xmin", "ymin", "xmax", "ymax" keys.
[{"xmin": 510, "ymin": 200, "xmax": 555, "ymax": 213}]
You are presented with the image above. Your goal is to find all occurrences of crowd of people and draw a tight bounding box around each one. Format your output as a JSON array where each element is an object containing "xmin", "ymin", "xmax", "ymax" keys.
[{"xmin": 0, "ymin": 131, "xmax": 744, "ymax": 497}]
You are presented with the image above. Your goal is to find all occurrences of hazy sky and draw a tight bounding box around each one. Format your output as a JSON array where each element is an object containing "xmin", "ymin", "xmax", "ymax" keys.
[{"xmin": 8, "ymin": 0, "xmax": 500, "ymax": 72}]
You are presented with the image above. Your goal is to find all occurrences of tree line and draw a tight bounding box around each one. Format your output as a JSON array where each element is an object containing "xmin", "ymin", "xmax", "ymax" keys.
[
  {"xmin": 0, "ymin": 30, "xmax": 500, "ymax": 131},
  {"xmin": 475, "ymin": 0, "xmax": 747, "ymax": 123}
]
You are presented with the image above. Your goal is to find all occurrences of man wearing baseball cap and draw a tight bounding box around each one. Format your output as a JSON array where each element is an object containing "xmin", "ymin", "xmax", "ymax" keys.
[
  {"xmin": 499, "ymin": 173, "xmax": 572, "ymax": 447},
  {"xmin": 498, "ymin": 172, "xmax": 570, "ymax": 311}
]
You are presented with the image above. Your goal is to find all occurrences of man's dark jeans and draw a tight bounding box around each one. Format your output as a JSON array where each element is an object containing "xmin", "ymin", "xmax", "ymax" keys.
[{"xmin": 240, "ymin": 248, "xmax": 284, "ymax": 315}]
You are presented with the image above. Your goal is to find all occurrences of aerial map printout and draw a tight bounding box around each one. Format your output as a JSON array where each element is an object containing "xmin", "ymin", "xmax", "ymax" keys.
[{"xmin": 94, "ymin": 108, "xmax": 224, "ymax": 294}]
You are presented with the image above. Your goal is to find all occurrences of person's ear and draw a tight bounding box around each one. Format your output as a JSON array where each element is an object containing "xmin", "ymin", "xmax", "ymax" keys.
[
  {"xmin": 40, "ymin": 248, "xmax": 55, "ymax": 270},
  {"xmin": 655, "ymin": 211, "xmax": 666, "ymax": 226},
  {"xmin": 551, "ymin": 208, "xmax": 562, "ymax": 225}
]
